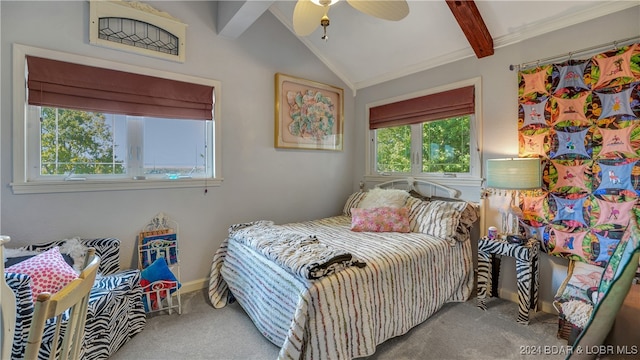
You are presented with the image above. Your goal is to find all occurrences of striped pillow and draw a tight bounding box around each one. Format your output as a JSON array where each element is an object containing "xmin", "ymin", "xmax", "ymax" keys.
[
  {"xmin": 413, "ymin": 200, "xmax": 470, "ymax": 244},
  {"xmin": 343, "ymin": 191, "xmax": 367, "ymax": 216}
]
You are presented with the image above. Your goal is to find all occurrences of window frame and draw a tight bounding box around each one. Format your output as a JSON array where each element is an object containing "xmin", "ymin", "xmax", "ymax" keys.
[
  {"xmin": 365, "ymin": 77, "xmax": 483, "ymax": 187},
  {"xmin": 11, "ymin": 43, "xmax": 223, "ymax": 194}
]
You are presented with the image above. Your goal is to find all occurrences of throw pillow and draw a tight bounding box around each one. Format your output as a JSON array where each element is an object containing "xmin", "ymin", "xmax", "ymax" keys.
[
  {"xmin": 562, "ymin": 261, "xmax": 604, "ymax": 305},
  {"xmin": 413, "ymin": 200, "xmax": 467, "ymax": 244},
  {"xmin": 59, "ymin": 237, "xmax": 88, "ymax": 273},
  {"xmin": 140, "ymin": 257, "xmax": 181, "ymax": 312},
  {"xmin": 358, "ymin": 188, "xmax": 410, "ymax": 209},
  {"xmin": 4, "ymin": 246, "xmax": 79, "ymax": 302},
  {"xmin": 351, "ymin": 207, "xmax": 410, "ymax": 233},
  {"xmin": 342, "ymin": 191, "xmax": 367, "ymax": 216}
]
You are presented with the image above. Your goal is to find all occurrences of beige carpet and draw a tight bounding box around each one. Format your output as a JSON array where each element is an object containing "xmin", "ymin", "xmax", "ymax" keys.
[{"xmin": 109, "ymin": 289, "xmax": 567, "ymax": 360}]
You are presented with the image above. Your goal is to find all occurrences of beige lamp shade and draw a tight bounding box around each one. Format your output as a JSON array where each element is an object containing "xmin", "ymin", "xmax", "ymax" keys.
[{"xmin": 486, "ymin": 158, "xmax": 542, "ymax": 190}]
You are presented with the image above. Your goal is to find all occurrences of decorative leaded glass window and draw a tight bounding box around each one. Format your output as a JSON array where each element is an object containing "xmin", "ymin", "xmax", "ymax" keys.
[{"xmin": 89, "ymin": 0, "xmax": 187, "ymax": 63}]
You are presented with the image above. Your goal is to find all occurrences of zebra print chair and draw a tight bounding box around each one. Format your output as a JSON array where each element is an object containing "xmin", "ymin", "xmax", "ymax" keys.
[{"xmin": 4, "ymin": 238, "xmax": 146, "ymax": 360}]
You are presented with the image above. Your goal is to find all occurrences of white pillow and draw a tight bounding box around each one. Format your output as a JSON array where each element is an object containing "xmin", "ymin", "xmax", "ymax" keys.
[
  {"xmin": 358, "ymin": 188, "xmax": 410, "ymax": 209},
  {"xmin": 59, "ymin": 237, "xmax": 88, "ymax": 273}
]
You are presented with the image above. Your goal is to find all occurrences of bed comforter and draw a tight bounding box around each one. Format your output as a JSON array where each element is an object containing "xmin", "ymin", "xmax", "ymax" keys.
[{"xmin": 209, "ymin": 215, "xmax": 473, "ymax": 360}]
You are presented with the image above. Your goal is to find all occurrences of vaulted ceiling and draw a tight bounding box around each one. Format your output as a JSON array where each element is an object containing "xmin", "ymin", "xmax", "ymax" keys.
[{"xmin": 217, "ymin": 1, "xmax": 638, "ymax": 94}]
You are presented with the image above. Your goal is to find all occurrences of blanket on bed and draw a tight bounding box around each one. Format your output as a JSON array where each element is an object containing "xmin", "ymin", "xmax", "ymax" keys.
[
  {"xmin": 209, "ymin": 216, "xmax": 474, "ymax": 360},
  {"xmin": 228, "ymin": 221, "xmax": 365, "ymax": 279}
]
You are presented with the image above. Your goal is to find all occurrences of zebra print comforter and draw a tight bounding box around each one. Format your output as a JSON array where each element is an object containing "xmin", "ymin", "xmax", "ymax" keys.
[{"xmin": 209, "ymin": 215, "xmax": 473, "ymax": 360}]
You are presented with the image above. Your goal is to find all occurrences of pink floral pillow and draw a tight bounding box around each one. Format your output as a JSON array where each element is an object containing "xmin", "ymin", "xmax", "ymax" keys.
[
  {"xmin": 351, "ymin": 207, "xmax": 410, "ymax": 233},
  {"xmin": 5, "ymin": 246, "xmax": 79, "ymax": 302}
]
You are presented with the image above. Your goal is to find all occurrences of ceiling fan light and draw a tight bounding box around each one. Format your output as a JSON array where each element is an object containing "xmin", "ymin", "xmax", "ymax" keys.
[{"xmin": 310, "ymin": 0, "xmax": 340, "ymax": 7}]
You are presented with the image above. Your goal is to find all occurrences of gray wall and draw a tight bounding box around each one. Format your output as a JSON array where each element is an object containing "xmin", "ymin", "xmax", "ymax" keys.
[
  {"xmin": 2, "ymin": 1, "xmax": 639, "ymax": 311},
  {"xmin": 0, "ymin": 1, "xmax": 356, "ymax": 287}
]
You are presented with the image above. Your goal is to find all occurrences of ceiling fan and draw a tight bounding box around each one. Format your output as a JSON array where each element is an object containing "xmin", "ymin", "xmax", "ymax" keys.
[{"xmin": 293, "ymin": 0, "xmax": 409, "ymax": 41}]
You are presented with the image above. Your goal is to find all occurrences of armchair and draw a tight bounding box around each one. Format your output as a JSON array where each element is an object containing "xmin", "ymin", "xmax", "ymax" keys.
[
  {"xmin": 4, "ymin": 238, "xmax": 146, "ymax": 360},
  {"xmin": 555, "ymin": 211, "xmax": 640, "ymax": 360}
]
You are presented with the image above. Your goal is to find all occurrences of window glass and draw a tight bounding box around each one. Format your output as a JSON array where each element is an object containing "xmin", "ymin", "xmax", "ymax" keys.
[
  {"xmin": 422, "ymin": 115, "xmax": 470, "ymax": 173},
  {"xmin": 35, "ymin": 106, "xmax": 211, "ymax": 180},
  {"xmin": 143, "ymin": 117, "xmax": 210, "ymax": 178},
  {"xmin": 375, "ymin": 125, "xmax": 411, "ymax": 173},
  {"xmin": 374, "ymin": 116, "xmax": 472, "ymax": 175},
  {"xmin": 39, "ymin": 107, "xmax": 126, "ymax": 176},
  {"xmin": 368, "ymin": 79, "xmax": 481, "ymax": 181}
]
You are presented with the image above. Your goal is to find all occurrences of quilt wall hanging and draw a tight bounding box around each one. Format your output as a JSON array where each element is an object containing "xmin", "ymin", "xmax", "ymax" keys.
[{"xmin": 517, "ymin": 42, "xmax": 640, "ymax": 266}]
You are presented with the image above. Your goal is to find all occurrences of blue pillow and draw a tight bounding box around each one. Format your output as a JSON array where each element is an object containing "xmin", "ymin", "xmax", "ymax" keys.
[
  {"xmin": 140, "ymin": 258, "xmax": 181, "ymax": 312},
  {"xmin": 141, "ymin": 257, "xmax": 179, "ymax": 284}
]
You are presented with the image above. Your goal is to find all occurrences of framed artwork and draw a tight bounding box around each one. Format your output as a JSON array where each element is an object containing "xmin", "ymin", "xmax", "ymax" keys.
[{"xmin": 275, "ymin": 73, "xmax": 344, "ymax": 151}]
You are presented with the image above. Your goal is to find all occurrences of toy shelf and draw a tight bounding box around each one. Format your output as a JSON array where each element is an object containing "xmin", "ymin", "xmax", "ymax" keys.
[{"xmin": 138, "ymin": 212, "xmax": 181, "ymax": 315}]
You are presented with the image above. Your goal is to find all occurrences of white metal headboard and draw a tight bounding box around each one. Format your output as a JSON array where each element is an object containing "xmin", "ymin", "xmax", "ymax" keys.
[{"xmin": 374, "ymin": 177, "xmax": 461, "ymax": 199}]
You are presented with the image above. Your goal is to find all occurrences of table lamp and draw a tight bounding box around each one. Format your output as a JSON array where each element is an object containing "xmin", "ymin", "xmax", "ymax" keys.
[{"xmin": 486, "ymin": 158, "xmax": 542, "ymax": 238}]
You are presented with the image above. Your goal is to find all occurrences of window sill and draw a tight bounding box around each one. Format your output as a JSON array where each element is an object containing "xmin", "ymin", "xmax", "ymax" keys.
[{"xmin": 10, "ymin": 178, "xmax": 223, "ymax": 194}]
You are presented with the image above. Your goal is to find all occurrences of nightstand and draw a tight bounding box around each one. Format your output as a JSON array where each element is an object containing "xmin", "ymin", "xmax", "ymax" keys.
[{"xmin": 476, "ymin": 236, "xmax": 540, "ymax": 324}]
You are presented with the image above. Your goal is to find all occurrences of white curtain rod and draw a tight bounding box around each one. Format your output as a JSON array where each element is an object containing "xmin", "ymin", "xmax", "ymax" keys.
[{"xmin": 509, "ymin": 35, "xmax": 640, "ymax": 71}]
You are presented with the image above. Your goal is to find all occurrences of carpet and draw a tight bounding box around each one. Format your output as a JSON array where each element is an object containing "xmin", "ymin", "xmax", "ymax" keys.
[{"xmin": 110, "ymin": 290, "xmax": 566, "ymax": 360}]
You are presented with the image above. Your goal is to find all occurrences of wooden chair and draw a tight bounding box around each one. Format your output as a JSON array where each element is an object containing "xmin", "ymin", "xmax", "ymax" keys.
[{"xmin": 24, "ymin": 248, "xmax": 100, "ymax": 360}]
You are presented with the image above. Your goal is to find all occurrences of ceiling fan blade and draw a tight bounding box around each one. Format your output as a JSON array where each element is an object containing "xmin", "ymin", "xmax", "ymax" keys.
[
  {"xmin": 293, "ymin": 0, "xmax": 327, "ymax": 36},
  {"xmin": 346, "ymin": 0, "xmax": 409, "ymax": 21}
]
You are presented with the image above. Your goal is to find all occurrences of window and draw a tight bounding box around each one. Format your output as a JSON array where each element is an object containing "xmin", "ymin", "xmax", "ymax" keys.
[
  {"xmin": 89, "ymin": 0, "xmax": 187, "ymax": 63},
  {"xmin": 34, "ymin": 109, "xmax": 212, "ymax": 179},
  {"xmin": 12, "ymin": 44, "xmax": 222, "ymax": 194},
  {"xmin": 366, "ymin": 78, "xmax": 482, "ymax": 183}
]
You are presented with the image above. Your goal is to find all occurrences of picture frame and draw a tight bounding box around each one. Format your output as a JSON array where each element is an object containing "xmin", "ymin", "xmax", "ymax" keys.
[{"xmin": 275, "ymin": 73, "xmax": 344, "ymax": 151}]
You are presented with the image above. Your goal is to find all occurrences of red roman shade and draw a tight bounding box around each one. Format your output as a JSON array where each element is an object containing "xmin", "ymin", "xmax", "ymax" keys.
[
  {"xmin": 26, "ymin": 55, "xmax": 214, "ymax": 120},
  {"xmin": 369, "ymin": 85, "xmax": 474, "ymax": 129}
]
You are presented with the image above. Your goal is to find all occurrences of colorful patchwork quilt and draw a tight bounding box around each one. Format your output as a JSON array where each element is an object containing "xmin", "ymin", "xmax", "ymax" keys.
[{"xmin": 517, "ymin": 42, "xmax": 640, "ymax": 266}]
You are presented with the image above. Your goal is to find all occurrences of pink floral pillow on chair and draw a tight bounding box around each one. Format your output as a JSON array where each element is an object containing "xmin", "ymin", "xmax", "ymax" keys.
[{"xmin": 351, "ymin": 207, "xmax": 410, "ymax": 233}]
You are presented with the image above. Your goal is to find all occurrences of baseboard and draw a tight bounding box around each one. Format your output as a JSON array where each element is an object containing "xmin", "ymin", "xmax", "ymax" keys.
[
  {"xmin": 178, "ymin": 277, "xmax": 208, "ymax": 294},
  {"xmin": 500, "ymin": 288, "xmax": 557, "ymax": 314}
]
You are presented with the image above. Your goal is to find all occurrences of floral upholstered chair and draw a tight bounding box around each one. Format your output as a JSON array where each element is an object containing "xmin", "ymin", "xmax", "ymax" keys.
[{"xmin": 554, "ymin": 211, "xmax": 640, "ymax": 359}]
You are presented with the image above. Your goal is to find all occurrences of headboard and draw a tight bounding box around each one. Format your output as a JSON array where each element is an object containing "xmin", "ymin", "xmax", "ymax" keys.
[
  {"xmin": 370, "ymin": 177, "xmax": 461, "ymax": 200},
  {"xmin": 368, "ymin": 178, "xmax": 480, "ymax": 261}
]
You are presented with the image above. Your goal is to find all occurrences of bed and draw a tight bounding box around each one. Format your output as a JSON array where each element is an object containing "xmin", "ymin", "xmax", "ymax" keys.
[{"xmin": 209, "ymin": 178, "xmax": 479, "ymax": 359}]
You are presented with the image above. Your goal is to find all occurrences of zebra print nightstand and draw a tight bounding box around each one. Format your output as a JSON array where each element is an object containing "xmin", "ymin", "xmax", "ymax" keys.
[{"xmin": 476, "ymin": 237, "xmax": 540, "ymax": 324}]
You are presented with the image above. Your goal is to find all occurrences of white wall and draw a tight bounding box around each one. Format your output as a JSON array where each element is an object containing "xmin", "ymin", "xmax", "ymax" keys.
[
  {"xmin": 355, "ymin": 7, "xmax": 640, "ymax": 310},
  {"xmin": 0, "ymin": 1, "xmax": 356, "ymax": 287}
]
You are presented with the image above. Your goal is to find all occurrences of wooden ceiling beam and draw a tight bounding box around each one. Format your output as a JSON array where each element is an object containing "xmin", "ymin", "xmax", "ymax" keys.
[{"xmin": 445, "ymin": 0, "xmax": 494, "ymax": 58}]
